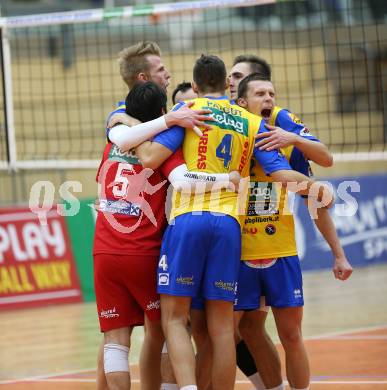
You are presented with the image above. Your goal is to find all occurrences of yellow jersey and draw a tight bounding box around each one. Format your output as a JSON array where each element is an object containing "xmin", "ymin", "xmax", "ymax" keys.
[
  {"xmin": 241, "ymin": 106, "xmax": 318, "ymax": 259},
  {"xmin": 153, "ymin": 97, "xmax": 291, "ymax": 224}
]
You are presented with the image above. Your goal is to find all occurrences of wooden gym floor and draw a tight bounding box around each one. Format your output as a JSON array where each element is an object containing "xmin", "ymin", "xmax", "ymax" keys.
[{"xmin": 1, "ymin": 263, "xmax": 387, "ymax": 389}]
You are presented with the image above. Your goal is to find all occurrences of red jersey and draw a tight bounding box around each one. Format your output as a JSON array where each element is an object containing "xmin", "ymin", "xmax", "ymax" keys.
[{"xmin": 93, "ymin": 143, "xmax": 184, "ymax": 256}]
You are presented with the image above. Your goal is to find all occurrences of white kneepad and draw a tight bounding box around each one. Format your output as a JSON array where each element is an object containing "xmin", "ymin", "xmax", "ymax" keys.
[{"xmin": 104, "ymin": 343, "xmax": 129, "ymax": 374}]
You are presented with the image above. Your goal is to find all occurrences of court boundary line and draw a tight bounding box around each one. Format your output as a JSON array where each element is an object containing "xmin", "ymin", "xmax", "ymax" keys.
[
  {"xmin": 1, "ymin": 323, "xmax": 386, "ymax": 385},
  {"xmin": 325, "ymin": 335, "xmax": 387, "ymax": 340},
  {"xmin": 305, "ymin": 323, "xmax": 387, "ymax": 340},
  {"xmin": 0, "ymin": 368, "xmax": 96, "ymax": 385}
]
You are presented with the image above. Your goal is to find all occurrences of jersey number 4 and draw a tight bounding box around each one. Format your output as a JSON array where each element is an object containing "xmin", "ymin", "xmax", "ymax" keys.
[{"xmin": 216, "ymin": 134, "xmax": 233, "ymax": 168}]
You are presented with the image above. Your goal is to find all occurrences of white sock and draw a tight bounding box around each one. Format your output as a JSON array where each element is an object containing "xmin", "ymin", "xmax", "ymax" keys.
[
  {"xmin": 161, "ymin": 384, "xmax": 178, "ymax": 390},
  {"xmin": 248, "ymin": 372, "xmax": 266, "ymax": 389},
  {"xmin": 180, "ymin": 386, "xmax": 197, "ymax": 390},
  {"xmin": 291, "ymin": 387, "xmax": 310, "ymax": 390},
  {"xmin": 268, "ymin": 383, "xmax": 285, "ymax": 390}
]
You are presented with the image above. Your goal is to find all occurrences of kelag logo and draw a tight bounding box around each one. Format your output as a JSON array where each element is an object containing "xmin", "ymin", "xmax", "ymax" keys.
[{"xmin": 205, "ymin": 107, "xmax": 248, "ymax": 136}]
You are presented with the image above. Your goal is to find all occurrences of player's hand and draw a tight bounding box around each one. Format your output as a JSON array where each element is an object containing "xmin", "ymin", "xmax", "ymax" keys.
[
  {"xmin": 107, "ymin": 113, "xmax": 141, "ymax": 128},
  {"xmin": 332, "ymin": 256, "xmax": 353, "ymax": 281},
  {"xmin": 228, "ymin": 171, "xmax": 241, "ymax": 192},
  {"xmin": 307, "ymin": 182, "xmax": 334, "ymax": 208},
  {"xmin": 316, "ymin": 183, "xmax": 335, "ymax": 209},
  {"xmin": 255, "ymin": 124, "xmax": 297, "ymax": 150},
  {"xmin": 165, "ymin": 102, "xmax": 214, "ymax": 137}
]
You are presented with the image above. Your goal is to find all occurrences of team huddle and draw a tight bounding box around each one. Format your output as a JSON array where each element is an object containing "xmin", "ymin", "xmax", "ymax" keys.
[{"xmin": 92, "ymin": 41, "xmax": 353, "ymax": 390}]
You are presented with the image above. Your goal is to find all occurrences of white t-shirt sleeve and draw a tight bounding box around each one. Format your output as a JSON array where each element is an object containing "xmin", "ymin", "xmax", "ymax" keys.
[
  {"xmin": 168, "ymin": 164, "xmax": 231, "ymax": 193},
  {"xmin": 108, "ymin": 116, "xmax": 168, "ymax": 151}
]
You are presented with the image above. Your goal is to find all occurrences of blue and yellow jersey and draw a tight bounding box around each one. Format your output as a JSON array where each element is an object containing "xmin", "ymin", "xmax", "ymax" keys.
[
  {"xmin": 241, "ymin": 106, "xmax": 319, "ymax": 260},
  {"xmin": 153, "ymin": 96, "xmax": 291, "ymax": 224},
  {"xmin": 269, "ymin": 106, "xmax": 316, "ymax": 141}
]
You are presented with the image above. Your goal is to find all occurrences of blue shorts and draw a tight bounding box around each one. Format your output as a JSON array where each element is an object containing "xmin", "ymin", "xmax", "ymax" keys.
[
  {"xmin": 234, "ymin": 256, "xmax": 304, "ymax": 310},
  {"xmin": 157, "ymin": 212, "xmax": 241, "ymax": 302}
]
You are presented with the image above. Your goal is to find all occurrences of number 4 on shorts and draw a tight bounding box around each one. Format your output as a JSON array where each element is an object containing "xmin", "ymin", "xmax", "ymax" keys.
[{"xmin": 158, "ymin": 255, "xmax": 168, "ymax": 271}]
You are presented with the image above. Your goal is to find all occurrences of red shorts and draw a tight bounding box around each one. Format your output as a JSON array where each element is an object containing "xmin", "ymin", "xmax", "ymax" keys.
[{"xmin": 94, "ymin": 253, "xmax": 161, "ymax": 332}]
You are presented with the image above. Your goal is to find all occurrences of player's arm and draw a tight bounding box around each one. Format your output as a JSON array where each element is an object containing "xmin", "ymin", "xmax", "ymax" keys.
[
  {"xmin": 158, "ymin": 148, "xmax": 240, "ymax": 192},
  {"xmin": 108, "ymin": 103, "xmax": 212, "ymax": 151},
  {"xmin": 254, "ymin": 122, "xmax": 333, "ymax": 205},
  {"xmin": 271, "ymin": 169, "xmax": 333, "ymax": 206},
  {"xmin": 289, "ymin": 144, "xmax": 351, "ymax": 278},
  {"xmin": 168, "ymin": 164, "xmax": 240, "ymax": 193},
  {"xmin": 307, "ymin": 202, "xmax": 353, "ymax": 280},
  {"xmin": 160, "ymin": 148, "xmax": 240, "ymax": 192},
  {"xmin": 258, "ymin": 124, "xmax": 333, "ymax": 167},
  {"xmin": 255, "ymin": 110, "xmax": 333, "ymax": 167},
  {"xmin": 107, "ymin": 112, "xmax": 141, "ymax": 128},
  {"xmin": 135, "ymin": 141, "xmax": 173, "ymax": 170},
  {"xmin": 255, "ymin": 153, "xmax": 331, "ymax": 201},
  {"xmin": 135, "ymin": 125, "xmax": 185, "ymax": 170},
  {"xmin": 103, "ymin": 105, "xmax": 137, "ymax": 140}
]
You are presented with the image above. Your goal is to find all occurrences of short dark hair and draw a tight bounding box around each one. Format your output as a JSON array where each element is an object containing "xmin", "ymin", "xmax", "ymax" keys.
[
  {"xmin": 233, "ymin": 55, "xmax": 271, "ymax": 80},
  {"xmin": 237, "ymin": 72, "xmax": 271, "ymax": 99},
  {"xmin": 172, "ymin": 81, "xmax": 192, "ymax": 104},
  {"xmin": 125, "ymin": 81, "xmax": 167, "ymax": 123},
  {"xmin": 193, "ymin": 54, "xmax": 227, "ymax": 94}
]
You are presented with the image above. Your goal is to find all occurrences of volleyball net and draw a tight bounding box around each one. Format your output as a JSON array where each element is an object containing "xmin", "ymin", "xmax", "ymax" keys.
[{"xmin": 0, "ymin": 0, "xmax": 386, "ymax": 172}]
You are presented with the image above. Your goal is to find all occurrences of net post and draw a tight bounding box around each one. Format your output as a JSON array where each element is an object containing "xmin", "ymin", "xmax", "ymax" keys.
[{"xmin": 0, "ymin": 25, "xmax": 17, "ymax": 170}]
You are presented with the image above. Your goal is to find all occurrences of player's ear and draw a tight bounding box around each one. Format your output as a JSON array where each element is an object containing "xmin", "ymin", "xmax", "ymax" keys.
[
  {"xmin": 237, "ymin": 97, "xmax": 247, "ymax": 108},
  {"xmin": 137, "ymin": 72, "xmax": 149, "ymax": 82},
  {"xmin": 191, "ymin": 81, "xmax": 199, "ymax": 94},
  {"xmin": 225, "ymin": 78, "xmax": 230, "ymax": 91}
]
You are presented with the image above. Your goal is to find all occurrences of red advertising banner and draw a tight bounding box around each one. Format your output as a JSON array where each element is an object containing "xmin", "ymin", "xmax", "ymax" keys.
[{"xmin": 0, "ymin": 207, "xmax": 83, "ymax": 309}]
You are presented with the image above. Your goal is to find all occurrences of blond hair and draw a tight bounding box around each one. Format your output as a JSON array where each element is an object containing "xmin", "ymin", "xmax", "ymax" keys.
[{"xmin": 118, "ymin": 41, "xmax": 161, "ymax": 89}]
